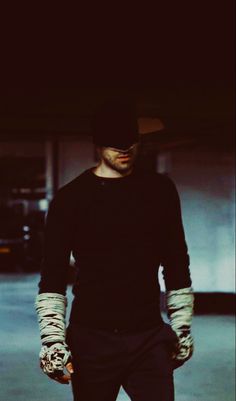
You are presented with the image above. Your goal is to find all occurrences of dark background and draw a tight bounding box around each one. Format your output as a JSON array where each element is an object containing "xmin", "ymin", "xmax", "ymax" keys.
[{"xmin": 0, "ymin": 0, "xmax": 234, "ymax": 144}]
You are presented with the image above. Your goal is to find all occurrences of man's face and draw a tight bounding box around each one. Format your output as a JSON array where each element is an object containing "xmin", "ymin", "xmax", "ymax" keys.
[{"xmin": 99, "ymin": 143, "xmax": 139, "ymax": 174}]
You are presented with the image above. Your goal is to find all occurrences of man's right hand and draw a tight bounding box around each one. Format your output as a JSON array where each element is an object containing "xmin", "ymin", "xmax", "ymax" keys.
[{"xmin": 39, "ymin": 342, "xmax": 74, "ymax": 384}]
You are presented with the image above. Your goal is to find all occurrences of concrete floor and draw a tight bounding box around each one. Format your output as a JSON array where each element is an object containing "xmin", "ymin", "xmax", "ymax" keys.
[{"xmin": 0, "ymin": 274, "xmax": 235, "ymax": 401}]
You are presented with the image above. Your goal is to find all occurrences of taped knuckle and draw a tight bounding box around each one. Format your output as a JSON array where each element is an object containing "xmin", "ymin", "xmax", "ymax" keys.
[{"xmin": 39, "ymin": 343, "xmax": 71, "ymax": 376}]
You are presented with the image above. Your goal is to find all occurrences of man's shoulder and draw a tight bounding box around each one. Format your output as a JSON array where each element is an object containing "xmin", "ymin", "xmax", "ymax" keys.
[
  {"xmin": 51, "ymin": 168, "xmax": 93, "ymax": 204},
  {"xmin": 137, "ymin": 170, "xmax": 175, "ymax": 188}
]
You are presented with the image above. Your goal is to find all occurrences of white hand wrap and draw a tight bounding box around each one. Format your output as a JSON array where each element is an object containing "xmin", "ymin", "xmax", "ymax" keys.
[
  {"xmin": 35, "ymin": 292, "xmax": 71, "ymax": 377},
  {"xmin": 35, "ymin": 292, "xmax": 67, "ymax": 344},
  {"xmin": 39, "ymin": 342, "xmax": 71, "ymax": 376},
  {"xmin": 166, "ymin": 287, "xmax": 194, "ymax": 362}
]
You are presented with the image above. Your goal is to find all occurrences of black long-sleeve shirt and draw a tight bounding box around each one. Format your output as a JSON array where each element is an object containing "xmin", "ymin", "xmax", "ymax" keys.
[{"xmin": 38, "ymin": 167, "xmax": 191, "ymax": 330}]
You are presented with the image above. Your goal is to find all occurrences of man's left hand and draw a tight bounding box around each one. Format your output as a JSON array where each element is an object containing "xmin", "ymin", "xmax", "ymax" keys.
[{"xmin": 171, "ymin": 332, "xmax": 194, "ymax": 369}]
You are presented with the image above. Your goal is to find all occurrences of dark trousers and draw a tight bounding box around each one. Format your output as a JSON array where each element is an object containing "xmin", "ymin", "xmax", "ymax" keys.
[{"xmin": 66, "ymin": 322, "xmax": 177, "ymax": 401}]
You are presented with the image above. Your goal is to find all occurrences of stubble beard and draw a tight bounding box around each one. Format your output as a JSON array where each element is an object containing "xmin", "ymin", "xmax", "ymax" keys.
[{"xmin": 103, "ymin": 154, "xmax": 135, "ymax": 174}]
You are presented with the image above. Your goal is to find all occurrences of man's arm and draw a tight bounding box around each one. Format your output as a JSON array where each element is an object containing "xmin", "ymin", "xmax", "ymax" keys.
[
  {"xmin": 39, "ymin": 194, "xmax": 72, "ymax": 295},
  {"xmin": 35, "ymin": 193, "xmax": 74, "ymax": 384},
  {"xmin": 160, "ymin": 176, "xmax": 191, "ymax": 290},
  {"xmin": 160, "ymin": 176, "xmax": 194, "ymax": 367}
]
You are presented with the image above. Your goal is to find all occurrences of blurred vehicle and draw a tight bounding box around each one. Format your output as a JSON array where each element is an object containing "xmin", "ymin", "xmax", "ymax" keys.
[{"xmin": 0, "ymin": 205, "xmax": 44, "ymax": 272}]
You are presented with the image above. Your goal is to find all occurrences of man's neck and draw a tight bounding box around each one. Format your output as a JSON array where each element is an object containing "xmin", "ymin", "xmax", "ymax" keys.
[{"xmin": 92, "ymin": 163, "xmax": 133, "ymax": 178}]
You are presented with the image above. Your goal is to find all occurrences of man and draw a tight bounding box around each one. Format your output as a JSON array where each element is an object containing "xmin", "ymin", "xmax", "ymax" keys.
[{"xmin": 35, "ymin": 100, "xmax": 194, "ymax": 401}]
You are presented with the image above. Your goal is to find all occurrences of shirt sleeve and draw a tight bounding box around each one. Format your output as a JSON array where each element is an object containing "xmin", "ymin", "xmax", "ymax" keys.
[
  {"xmin": 38, "ymin": 192, "xmax": 73, "ymax": 295},
  {"xmin": 160, "ymin": 175, "xmax": 192, "ymax": 291}
]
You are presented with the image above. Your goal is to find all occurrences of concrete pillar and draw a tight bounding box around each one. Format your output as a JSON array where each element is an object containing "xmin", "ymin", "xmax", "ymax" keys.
[{"xmin": 45, "ymin": 140, "xmax": 59, "ymax": 202}]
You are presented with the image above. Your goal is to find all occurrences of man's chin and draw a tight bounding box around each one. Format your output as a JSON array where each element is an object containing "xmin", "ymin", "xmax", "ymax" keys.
[{"xmin": 115, "ymin": 161, "xmax": 134, "ymax": 173}]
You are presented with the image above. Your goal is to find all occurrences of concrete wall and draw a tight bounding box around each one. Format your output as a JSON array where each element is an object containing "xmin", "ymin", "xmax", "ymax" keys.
[
  {"xmin": 157, "ymin": 145, "xmax": 235, "ymax": 293},
  {"xmin": 58, "ymin": 138, "xmax": 95, "ymax": 187}
]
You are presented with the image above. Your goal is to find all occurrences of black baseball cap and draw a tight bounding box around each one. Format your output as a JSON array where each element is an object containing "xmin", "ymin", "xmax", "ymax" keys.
[{"xmin": 92, "ymin": 100, "xmax": 140, "ymax": 150}]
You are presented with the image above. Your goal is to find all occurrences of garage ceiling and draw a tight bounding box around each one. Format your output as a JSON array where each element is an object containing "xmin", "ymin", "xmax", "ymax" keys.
[
  {"xmin": 0, "ymin": 1, "xmax": 234, "ymax": 147},
  {"xmin": 0, "ymin": 87, "xmax": 233, "ymax": 148}
]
